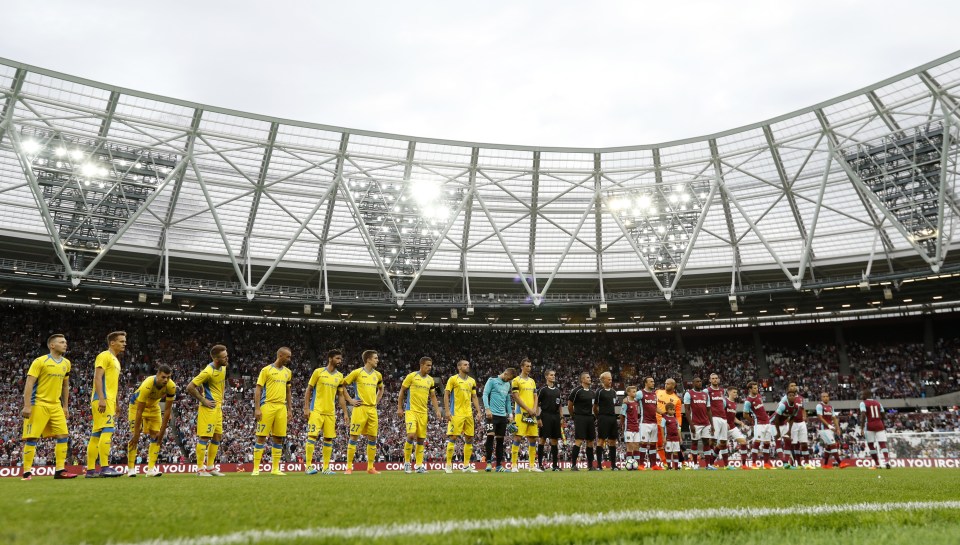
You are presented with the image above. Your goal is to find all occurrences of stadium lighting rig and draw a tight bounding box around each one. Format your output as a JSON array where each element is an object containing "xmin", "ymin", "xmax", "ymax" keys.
[
  {"xmin": 606, "ymin": 181, "xmax": 711, "ymax": 284},
  {"xmin": 346, "ymin": 176, "xmax": 466, "ymax": 292},
  {"xmin": 17, "ymin": 126, "xmax": 179, "ymax": 255}
]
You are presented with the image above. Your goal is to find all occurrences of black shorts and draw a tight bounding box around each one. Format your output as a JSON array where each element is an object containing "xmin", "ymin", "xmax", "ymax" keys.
[
  {"xmin": 485, "ymin": 415, "xmax": 509, "ymax": 436},
  {"xmin": 573, "ymin": 414, "xmax": 596, "ymax": 441},
  {"xmin": 539, "ymin": 413, "xmax": 561, "ymax": 440},
  {"xmin": 598, "ymin": 415, "xmax": 619, "ymax": 440}
]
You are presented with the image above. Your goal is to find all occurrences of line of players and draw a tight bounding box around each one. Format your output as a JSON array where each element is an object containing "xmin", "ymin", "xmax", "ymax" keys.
[{"xmin": 17, "ymin": 332, "xmax": 894, "ymax": 480}]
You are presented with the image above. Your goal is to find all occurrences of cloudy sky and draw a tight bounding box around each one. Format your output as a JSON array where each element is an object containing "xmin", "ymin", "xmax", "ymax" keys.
[{"xmin": 2, "ymin": 1, "xmax": 958, "ymax": 148}]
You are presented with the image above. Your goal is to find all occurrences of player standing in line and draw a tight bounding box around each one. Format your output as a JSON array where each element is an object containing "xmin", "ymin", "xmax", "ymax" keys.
[
  {"xmin": 859, "ymin": 390, "xmax": 891, "ymax": 469},
  {"xmin": 619, "ymin": 385, "xmax": 640, "ymax": 468},
  {"xmin": 773, "ymin": 386, "xmax": 802, "ymax": 469},
  {"xmin": 655, "ymin": 378, "xmax": 682, "ymax": 465},
  {"xmin": 783, "ymin": 386, "xmax": 812, "ymax": 469},
  {"xmin": 660, "ymin": 402, "xmax": 682, "ymax": 470},
  {"xmin": 683, "ymin": 376, "xmax": 714, "ymax": 469},
  {"xmin": 126, "ymin": 365, "xmax": 176, "ymax": 477},
  {"xmin": 777, "ymin": 381, "xmax": 799, "ymax": 465},
  {"xmin": 594, "ymin": 372, "xmax": 620, "ymax": 470},
  {"xmin": 342, "ymin": 350, "xmax": 384, "ymax": 475},
  {"xmin": 19, "ymin": 334, "xmax": 77, "ymax": 480},
  {"xmin": 86, "ymin": 331, "xmax": 126, "ymax": 478},
  {"xmin": 186, "ymin": 345, "xmax": 228, "ymax": 477},
  {"xmin": 706, "ymin": 373, "xmax": 729, "ymax": 468},
  {"xmin": 816, "ymin": 391, "xmax": 842, "ymax": 469},
  {"xmin": 482, "ymin": 367, "xmax": 516, "ymax": 472},
  {"xmin": 637, "ymin": 377, "xmax": 663, "ymax": 470},
  {"xmin": 252, "ymin": 347, "xmax": 293, "ymax": 476},
  {"xmin": 724, "ymin": 387, "xmax": 751, "ymax": 470},
  {"xmin": 536, "ymin": 369, "xmax": 563, "ymax": 471},
  {"xmin": 743, "ymin": 381, "xmax": 774, "ymax": 469},
  {"xmin": 510, "ymin": 358, "xmax": 541, "ymax": 473},
  {"xmin": 568, "ymin": 372, "xmax": 596, "ymax": 471},
  {"xmin": 444, "ymin": 359, "xmax": 482, "ymax": 473},
  {"xmin": 398, "ymin": 357, "xmax": 442, "ymax": 474},
  {"xmin": 302, "ymin": 349, "xmax": 348, "ymax": 475}
]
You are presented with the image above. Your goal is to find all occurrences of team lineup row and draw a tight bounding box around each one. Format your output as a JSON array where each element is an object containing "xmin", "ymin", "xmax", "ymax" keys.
[{"xmin": 17, "ymin": 331, "xmax": 895, "ymax": 480}]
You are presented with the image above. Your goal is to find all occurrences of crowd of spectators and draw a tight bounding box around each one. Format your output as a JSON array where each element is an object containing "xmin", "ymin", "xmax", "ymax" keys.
[{"xmin": 1, "ymin": 304, "xmax": 958, "ymax": 468}]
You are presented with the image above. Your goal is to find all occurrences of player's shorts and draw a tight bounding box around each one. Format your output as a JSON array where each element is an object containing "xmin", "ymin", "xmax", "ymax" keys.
[
  {"xmin": 789, "ymin": 423, "xmax": 809, "ymax": 444},
  {"xmin": 818, "ymin": 429, "xmax": 836, "ymax": 445},
  {"xmin": 664, "ymin": 441, "xmax": 681, "ymax": 453},
  {"xmin": 256, "ymin": 403, "xmax": 288, "ymax": 438},
  {"xmin": 91, "ymin": 399, "xmax": 117, "ymax": 432},
  {"xmin": 197, "ymin": 405, "xmax": 223, "ymax": 437},
  {"xmin": 22, "ymin": 402, "xmax": 68, "ymax": 438},
  {"xmin": 515, "ymin": 413, "xmax": 539, "ymax": 437},
  {"xmin": 485, "ymin": 415, "xmax": 509, "ymax": 436},
  {"xmin": 728, "ymin": 426, "xmax": 746, "ymax": 442},
  {"xmin": 448, "ymin": 414, "xmax": 475, "ymax": 437},
  {"xmin": 692, "ymin": 424, "xmax": 712, "ymax": 440},
  {"xmin": 538, "ymin": 413, "xmax": 561, "ymax": 439},
  {"xmin": 753, "ymin": 424, "xmax": 774, "ymax": 442},
  {"xmin": 623, "ymin": 430, "xmax": 641, "ymax": 443},
  {"xmin": 864, "ymin": 429, "xmax": 888, "ymax": 444},
  {"xmin": 639, "ymin": 422, "xmax": 658, "ymax": 444},
  {"xmin": 128, "ymin": 405, "xmax": 161, "ymax": 434},
  {"xmin": 597, "ymin": 415, "xmax": 619, "ymax": 440},
  {"xmin": 405, "ymin": 411, "xmax": 428, "ymax": 439},
  {"xmin": 350, "ymin": 405, "xmax": 378, "ymax": 437},
  {"xmin": 573, "ymin": 414, "xmax": 596, "ymax": 441},
  {"xmin": 307, "ymin": 412, "xmax": 337, "ymax": 439},
  {"xmin": 712, "ymin": 417, "xmax": 729, "ymax": 441}
]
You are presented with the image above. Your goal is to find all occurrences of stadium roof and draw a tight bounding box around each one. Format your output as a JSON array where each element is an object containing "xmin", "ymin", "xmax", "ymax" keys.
[{"xmin": 0, "ymin": 51, "xmax": 959, "ymax": 325}]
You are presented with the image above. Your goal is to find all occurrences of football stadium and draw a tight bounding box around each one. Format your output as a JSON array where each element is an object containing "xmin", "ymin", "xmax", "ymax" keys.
[{"xmin": 1, "ymin": 4, "xmax": 960, "ymax": 544}]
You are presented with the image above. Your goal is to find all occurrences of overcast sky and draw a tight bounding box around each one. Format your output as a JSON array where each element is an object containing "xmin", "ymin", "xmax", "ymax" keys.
[{"xmin": 2, "ymin": 1, "xmax": 958, "ymax": 148}]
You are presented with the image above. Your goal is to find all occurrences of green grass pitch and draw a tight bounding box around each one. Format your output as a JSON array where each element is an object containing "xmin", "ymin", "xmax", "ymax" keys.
[{"xmin": 2, "ymin": 468, "xmax": 960, "ymax": 545}]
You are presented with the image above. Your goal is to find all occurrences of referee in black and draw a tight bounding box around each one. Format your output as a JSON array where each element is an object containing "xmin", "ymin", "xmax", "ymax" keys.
[
  {"xmin": 567, "ymin": 372, "xmax": 596, "ymax": 471},
  {"xmin": 536, "ymin": 369, "xmax": 562, "ymax": 471},
  {"xmin": 594, "ymin": 371, "xmax": 620, "ymax": 471}
]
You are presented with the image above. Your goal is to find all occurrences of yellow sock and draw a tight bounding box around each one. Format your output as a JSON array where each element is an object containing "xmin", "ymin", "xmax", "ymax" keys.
[
  {"xmin": 367, "ymin": 443, "xmax": 377, "ymax": 467},
  {"xmin": 529, "ymin": 446, "xmax": 537, "ymax": 468},
  {"xmin": 511, "ymin": 443, "xmax": 520, "ymax": 468},
  {"xmin": 305, "ymin": 438, "xmax": 316, "ymax": 469},
  {"xmin": 196, "ymin": 440, "xmax": 208, "ymax": 468},
  {"xmin": 321, "ymin": 442, "xmax": 333, "ymax": 472},
  {"xmin": 86, "ymin": 435, "xmax": 100, "ymax": 470},
  {"xmin": 207, "ymin": 441, "xmax": 219, "ymax": 467},
  {"xmin": 271, "ymin": 444, "xmax": 282, "ymax": 472},
  {"xmin": 415, "ymin": 443, "xmax": 424, "ymax": 466},
  {"xmin": 403, "ymin": 441, "xmax": 413, "ymax": 465},
  {"xmin": 445, "ymin": 440, "xmax": 455, "ymax": 466},
  {"xmin": 22, "ymin": 440, "xmax": 37, "ymax": 474},
  {"xmin": 346, "ymin": 440, "xmax": 357, "ymax": 469},
  {"xmin": 55, "ymin": 439, "xmax": 68, "ymax": 471},
  {"xmin": 127, "ymin": 440, "xmax": 138, "ymax": 471},
  {"xmin": 464, "ymin": 443, "xmax": 473, "ymax": 465},
  {"xmin": 253, "ymin": 443, "xmax": 265, "ymax": 470},
  {"xmin": 148, "ymin": 440, "xmax": 160, "ymax": 469},
  {"xmin": 98, "ymin": 431, "xmax": 113, "ymax": 468}
]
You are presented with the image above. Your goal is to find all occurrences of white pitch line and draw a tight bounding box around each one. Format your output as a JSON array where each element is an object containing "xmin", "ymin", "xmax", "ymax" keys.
[{"xmin": 113, "ymin": 501, "xmax": 960, "ymax": 545}]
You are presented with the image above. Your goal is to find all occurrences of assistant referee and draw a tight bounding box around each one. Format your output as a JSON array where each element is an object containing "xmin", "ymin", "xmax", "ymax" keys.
[
  {"xmin": 567, "ymin": 372, "xmax": 596, "ymax": 471},
  {"xmin": 536, "ymin": 369, "xmax": 562, "ymax": 471}
]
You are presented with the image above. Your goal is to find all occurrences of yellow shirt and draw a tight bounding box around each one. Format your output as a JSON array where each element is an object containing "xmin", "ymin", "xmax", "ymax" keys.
[
  {"xmin": 308, "ymin": 367, "xmax": 344, "ymax": 415},
  {"xmin": 191, "ymin": 363, "xmax": 227, "ymax": 406},
  {"xmin": 256, "ymin": 364, "xmax": 292, "ymax": 406},
  {"xmin": 656, "ymin": 389, "xmax": 683, "ymax": 425},
  {"xmin": 402, "ymin": 372, "xmax": 434, "ymax": 414},
  {"xmin": 445, "ymin": 374, "xmax": 476, "ymax": 417},
  {"xmin": 92, "ymin": 350, "xmax": 121, "ymax": 402},
  {"xmin": 511, "ymin": 375, "xmax": 537, "ymax": 415},
  {"xmin": 27, "ymin": 354, "xmax": 71, "ymax": 406},
  {"xmin": 343, "ymin": 367, "xmax": 382, "ymax": 406},
  {"xmin": 129, "ymin": 375, "xmax": 177, "ymax": 412}
]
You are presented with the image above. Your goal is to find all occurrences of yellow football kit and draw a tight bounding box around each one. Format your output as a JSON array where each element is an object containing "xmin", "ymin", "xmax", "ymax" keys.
[
  {"xmin": 22, "ymin": 354, "xmax": 71, "ymax": 439},
  {"xmin": 343, "ymin": 367, "xmax": 382, "ymax": 437},
  {"xmin": 256, "ymin": 364, "xmax": 292, "ymax": 437},
  {"xmin": 91, "ymin": 350, "xmax": 121, "ymax": 431},
  {"xmin": 307, "ymin": 368, "xmax": 344, "ymax": 439},
  {"xmin": 512, "ymin": 375, "xmax": 538, "ymax": 436},
  {"xmin": 402, "ymin": 372, "xmax": 434, "ymax": 439},
  {"xmin": 128, "ymin": 375, "xmax": 177, "ymax": 434},
  {"xmin": 445, "ymin": 374, "xmax": 477, "ymax": 436},
  {"xmin": 192, "ymin": 362, "xmax": 227, "ymax": 437}
]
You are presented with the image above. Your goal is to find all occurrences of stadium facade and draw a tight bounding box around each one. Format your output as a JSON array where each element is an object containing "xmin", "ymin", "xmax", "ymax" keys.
[{"xmin": 1, "ymin": 51, "xmax": 959, "ymax": 327}]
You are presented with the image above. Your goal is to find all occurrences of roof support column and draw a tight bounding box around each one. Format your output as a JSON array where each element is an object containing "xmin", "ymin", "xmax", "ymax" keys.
[{"xmin": 528, "ymin": 151, "xmax": 540, "ymax": 294}]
